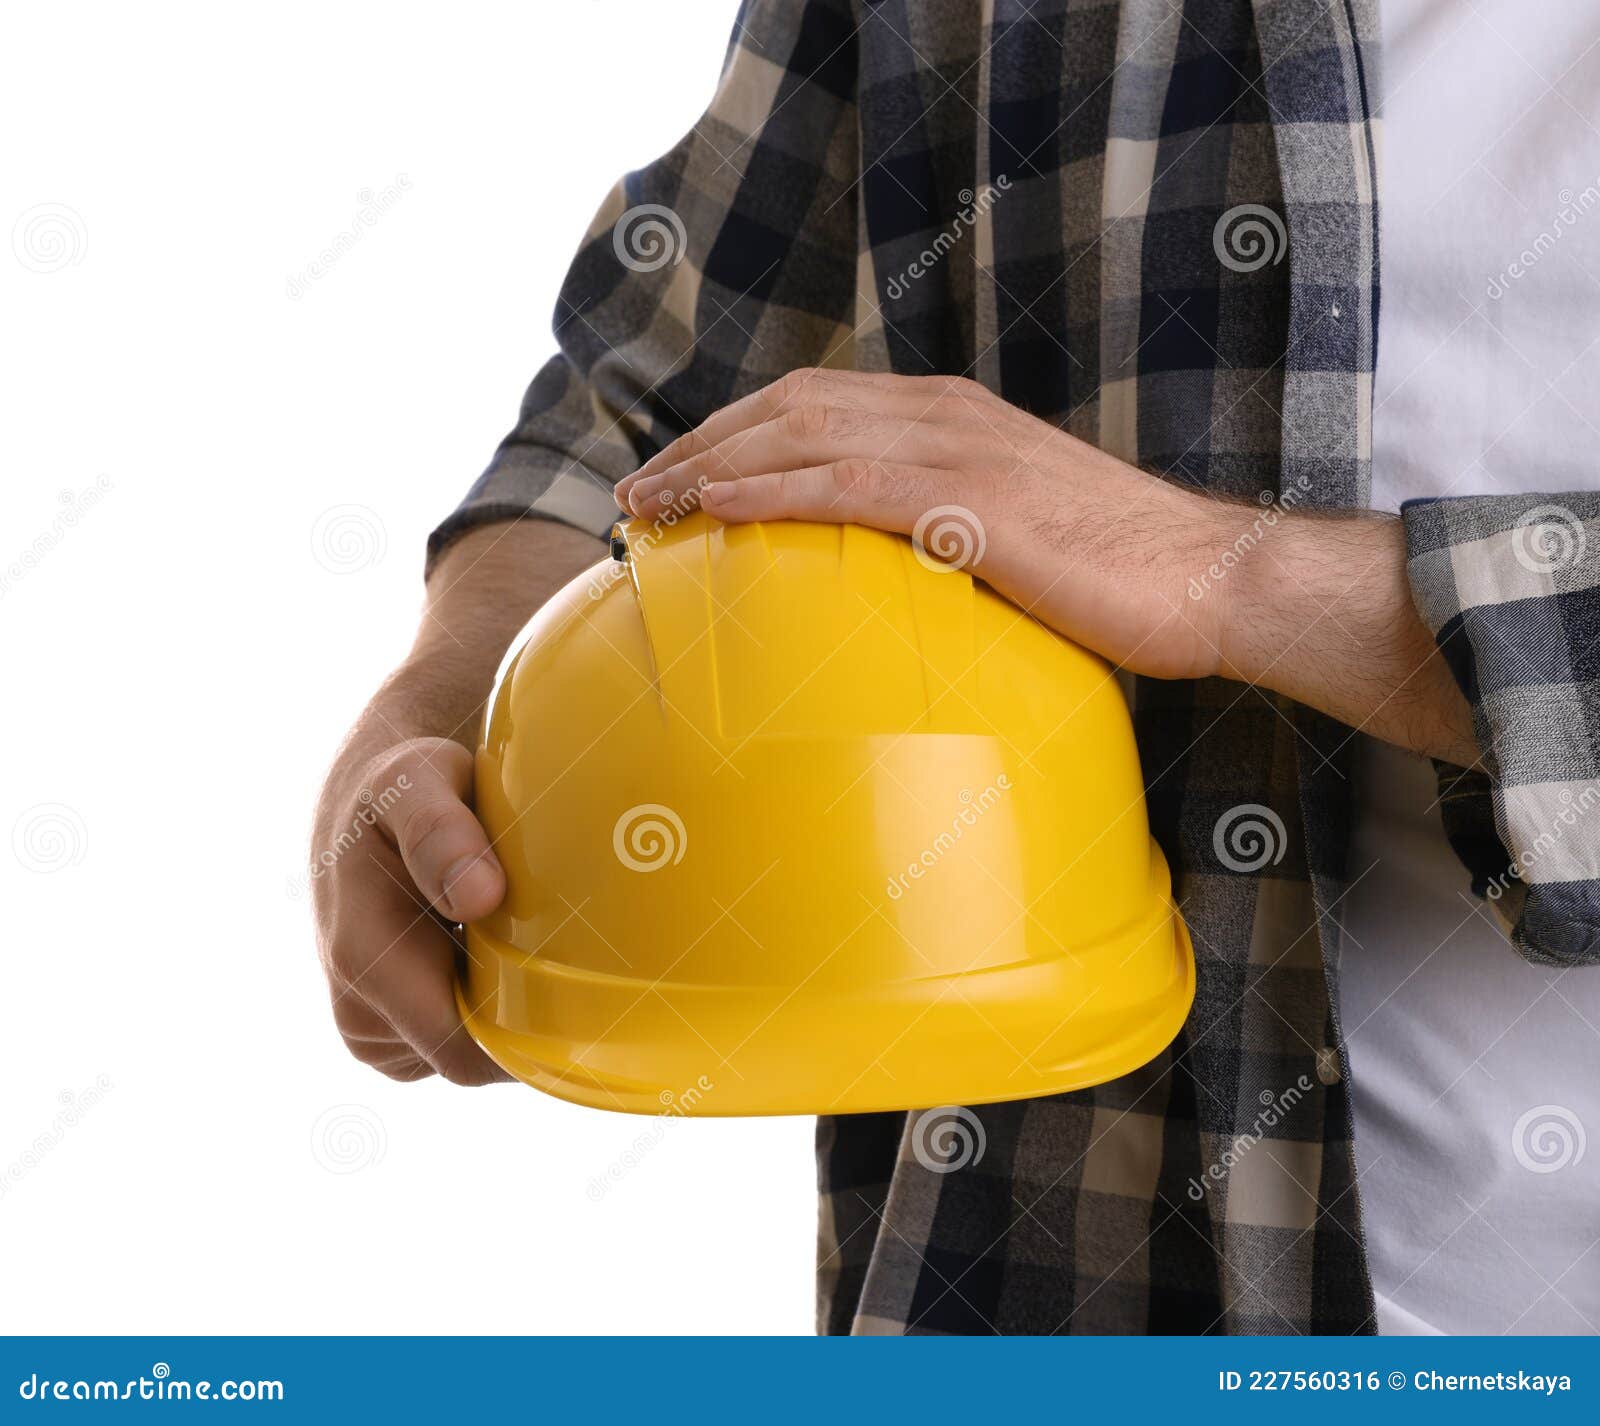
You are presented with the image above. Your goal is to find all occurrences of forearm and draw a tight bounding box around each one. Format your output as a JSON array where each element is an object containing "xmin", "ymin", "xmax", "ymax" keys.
[
  {"xmin": 375, "ymin": 518, "xmax": 605, "ymax": 746},
  {"xmin": 1219, "ymin": 506, "xmax": 1478, "ymax": 766}
]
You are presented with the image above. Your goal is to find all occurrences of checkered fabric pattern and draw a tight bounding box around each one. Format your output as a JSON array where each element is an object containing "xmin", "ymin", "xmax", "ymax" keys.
[
  {"xmin": 430, "ymin": 0, "xmax": 1574, "ymax": 1333},
  {"xmin": 1404, "ymin": 494, "xmax": 1600, "ymax": 969}
]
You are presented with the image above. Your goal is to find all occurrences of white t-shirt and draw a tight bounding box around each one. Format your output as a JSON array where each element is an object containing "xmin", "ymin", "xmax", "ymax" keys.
[{"xmin": 1342, "ymin": 0, "xmax": 1600, "ymax": 1334}]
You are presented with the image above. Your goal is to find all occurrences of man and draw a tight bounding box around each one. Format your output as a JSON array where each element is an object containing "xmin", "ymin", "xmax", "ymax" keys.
[{"xmin": 312, "ymin": 0, "xmax": 1600, "ymax": 1333}]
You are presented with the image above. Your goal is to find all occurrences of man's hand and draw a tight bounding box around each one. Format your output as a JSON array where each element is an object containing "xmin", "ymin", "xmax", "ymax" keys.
[
  {"xmin": 620, "ymin": 368, "xmax": 1228, "ymax": 681},
  {"xmin": 310, "ymin": 517, "xmax": 605, "ymax": 1084},
  {"xmin": 615, "ymin": 369, "xmax": 1477, "ymax": 765}
]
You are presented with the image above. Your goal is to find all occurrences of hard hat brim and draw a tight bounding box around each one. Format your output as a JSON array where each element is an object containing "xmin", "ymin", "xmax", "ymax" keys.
[{"xmin": 457, "ymin": 899, "xmax": 1193, "ymax": 1116}]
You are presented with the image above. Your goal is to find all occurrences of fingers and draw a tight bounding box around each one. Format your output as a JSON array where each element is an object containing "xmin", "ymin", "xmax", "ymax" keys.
[
  {"xmin": 353, "ymin": 895, "xmax": 510, "ymax": 1085},
  {"xmin": 330, "ymin": 994, "xmax": 398, "ymax": 1045},
  {"xmin": 366, "ymin": 738, "xmax": 506, "ymax": 922},
  {"xmin": 621, "ymin": 408, "xmax": 954, "ymax": 519},
  {"xmin": 338, "ymin": 1014, "xmax": 428, "ymax": 1080},
  {"xmin": 615, "ymin": 368, "xmax": 985, "ymax": 511},
  {"xmin": 699, "ymin": 460, "xmax": 952, "ymax": 535},
  {"xmin": 314, "ymin": 734, "xmax": 513, "ymax": 1088},
  {"xmin": 323, "ymin": 863, "xmax": 511, "ymax": 1085}
]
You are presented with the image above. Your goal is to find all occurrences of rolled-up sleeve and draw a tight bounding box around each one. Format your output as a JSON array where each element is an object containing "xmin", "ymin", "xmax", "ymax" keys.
[
  {"xmin": 1404, "ymin": 492, "xmax": 1600, "ymax": 967},
  {"xmin": 428, "ymin": 0, "xmax": 862, "ymax": 570}
]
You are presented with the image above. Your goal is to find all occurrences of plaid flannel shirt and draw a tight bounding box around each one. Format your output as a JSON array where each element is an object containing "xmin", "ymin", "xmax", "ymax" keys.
[{"xmin": 431, "ymin": 0, "xmax": 1600, "ymax": 1333}]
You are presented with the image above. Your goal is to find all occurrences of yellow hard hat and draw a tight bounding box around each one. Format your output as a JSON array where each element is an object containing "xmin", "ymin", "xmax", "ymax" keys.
[{"xmin": 457, "ymin": 509, "xmax": 1192, "ymax": 1115}]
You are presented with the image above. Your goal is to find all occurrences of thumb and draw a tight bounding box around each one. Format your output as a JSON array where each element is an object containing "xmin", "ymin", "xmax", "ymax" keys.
[{"xmin": 367, "ymin": 737, "xmax": 506, "ymax": 922}]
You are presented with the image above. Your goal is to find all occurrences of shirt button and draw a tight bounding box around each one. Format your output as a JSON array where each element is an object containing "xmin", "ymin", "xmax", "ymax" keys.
[{"xmin": 1316, "ymin": 1048, "xmax": 1342, "ymax": 1085}]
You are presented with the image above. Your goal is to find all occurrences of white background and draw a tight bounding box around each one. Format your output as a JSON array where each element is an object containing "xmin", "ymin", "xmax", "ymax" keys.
[{"xmin": 0, "ymin": 0, "xmax": 819, "ymax": 1334}]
